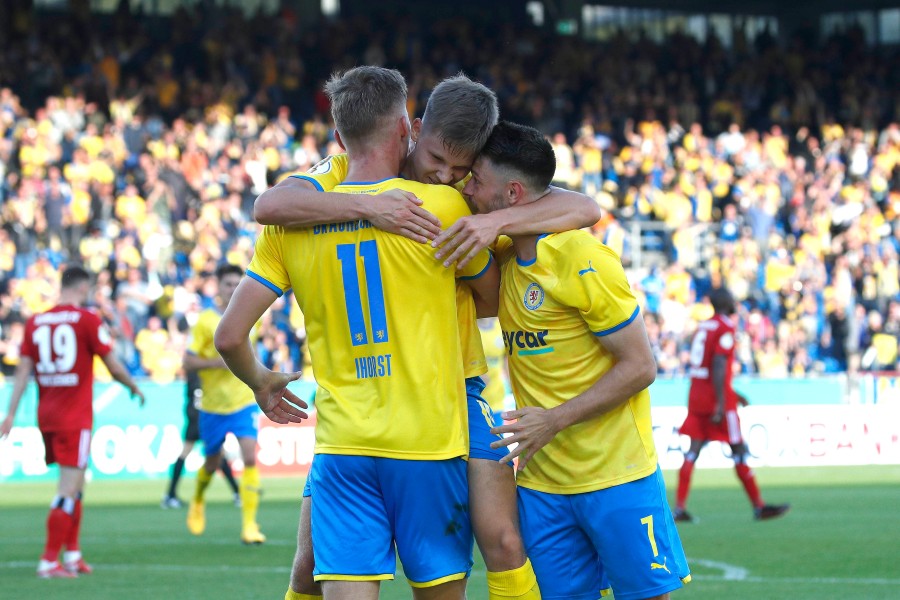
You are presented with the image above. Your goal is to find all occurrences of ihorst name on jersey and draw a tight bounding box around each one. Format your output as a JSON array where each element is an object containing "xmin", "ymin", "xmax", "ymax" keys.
[
  {"xmin": 312, "ymin": 220, "xmax": 374, "ymax": 236},
  {"xmin": 502, "ymin": 329, "xmax": 551, "ymax": 356},
  {"xmin": 354, "ymin": 353, "xmax": 393, "ymax": 380}
]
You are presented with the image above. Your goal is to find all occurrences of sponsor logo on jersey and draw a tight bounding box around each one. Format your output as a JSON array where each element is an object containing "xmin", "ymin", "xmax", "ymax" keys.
[
  {"xmin": 523, "ymin": 283, "xmax": 544, "ymax": 310},
  {"xmin": 502, "ymin": 329, "xmax": 553, "ymax": 356}
]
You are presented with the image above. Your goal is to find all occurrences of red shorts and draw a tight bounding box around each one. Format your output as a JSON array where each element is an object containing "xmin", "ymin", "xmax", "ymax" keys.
[
  {"xmin": 679, "ymin": 410, "xmax": 744, "ymax": 445},
  {"xmin": 42, "ymin": 429, "xmax": 92, "ymax": 468}
]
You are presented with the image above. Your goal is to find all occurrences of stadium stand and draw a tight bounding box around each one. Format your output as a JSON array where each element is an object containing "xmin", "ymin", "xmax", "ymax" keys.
[{"xmin": 0, "ymin": 4, "xmax": 898, "ymax": 386}]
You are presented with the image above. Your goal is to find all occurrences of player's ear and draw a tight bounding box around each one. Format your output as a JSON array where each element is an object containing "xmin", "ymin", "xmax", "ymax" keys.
[
  {"xmin": 507, "ymin": 181, "xmax": 526, "ymax": 206},
  {"xmin": 334, "ymin": 130, "xmax": 346, "ymax": 151},
  {"xmin": 398, "ymin": 115, "xmax": 411, "ymax": 139},
  {"xmin": 410, "ymin": 118, "xmax": 423, "ymax": 142}
]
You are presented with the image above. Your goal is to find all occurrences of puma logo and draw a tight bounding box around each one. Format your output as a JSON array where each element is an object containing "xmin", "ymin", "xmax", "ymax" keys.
[
  {"xmin": 650, "ymin": 557, "xmax": 671, "ymax": 574},
  {"xmin": 578, "ymin": 261, "xmax": 597, "ymax": 276}
]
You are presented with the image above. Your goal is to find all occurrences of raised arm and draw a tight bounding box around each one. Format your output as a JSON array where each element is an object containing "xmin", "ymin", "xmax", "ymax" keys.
[
  {"xmin": 433, "ymin": 186, "xmax": 601, "ymax": 269},
  {"xmin": 0, "ymin": 356, "xmax": 34, "ymax": 439},
  {"xmin": 491, "ymin": 315, "xmax": 656, "ymax": 471},
  {"xmin": 214, "ymin": 277, "xmax": 307, "ymax": 425},
  {"xmin": 254, "ymin": 177, "xmax": 442, "ymax": 243}
]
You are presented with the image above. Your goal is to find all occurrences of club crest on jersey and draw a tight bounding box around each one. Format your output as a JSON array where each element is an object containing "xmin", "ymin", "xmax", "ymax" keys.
[
  {"xmin": 308, "ymin": 156, "xmax": 333, "ymax": 174},
  {"xmin": 523, "ymin": 283, "xmax": 544, "ymax": 310}
]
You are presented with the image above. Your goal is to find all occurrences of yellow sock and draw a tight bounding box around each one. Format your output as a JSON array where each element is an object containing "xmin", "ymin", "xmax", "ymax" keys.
[
  {"xmin": 486, "ymin": 558, "xmax": 541, "ymax": 599},
  {"xmin": 240, "ymin": 465, "xmax": 261, "ymax": 529},
  {"xmin": 284, "ymin": 590, "xmax": 322, "ymax": 600},
  {"xmin": 194, "ymin": 466, "xmax": 213, "ymax": 502}
]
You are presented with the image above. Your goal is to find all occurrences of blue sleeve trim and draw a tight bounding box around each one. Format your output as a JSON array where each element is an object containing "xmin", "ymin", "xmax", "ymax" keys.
[
  {"xmin": 516, "ymin": 256, "xmax": 537, "ymax": 267},
  {"xmin": 246, "ymin": 270, "xmax": 285, "ymax": 297},
  {"xmin": 289, "ymin": 174, "xmax": 324, "ymax": 192},
  {"xmin": 459, "ymin": 252, "xmax": 493, "ymax": 281},
  {"xmin": 594, "ymin": 305, "xmax": 640, "ymax": 337}
]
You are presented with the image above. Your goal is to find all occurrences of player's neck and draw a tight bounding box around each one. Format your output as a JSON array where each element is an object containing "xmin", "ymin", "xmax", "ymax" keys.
[
  {"xmin": 344, "ymin": 146, "xmax": 401, "ymax": 184},
  {"xmin": 57, "ymin": 292, "xmax": 82, "ymax": 307},
  {"xmin": 511, "ymin": 234, "xmax": 541, "ymax": 264}
]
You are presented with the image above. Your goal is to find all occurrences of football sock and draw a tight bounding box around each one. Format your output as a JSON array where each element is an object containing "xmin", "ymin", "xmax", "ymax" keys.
[
  {"xmin": 676, "ymin": 457, "xmax": 696, "ymax": 510},
  {"xmin": 168, "ymin": 457, "xmax": 185, "ymax": 498},
  {"xmin": 42, "ymin": 496, "xmax": 75, "ymax": 562},
  {"xmin": 735, "ymin": 463, "xmax": 763, "ymax": 508},
  {"xmin": 65, "ymin": 493, "xmax": 83, "ymax": 552},
  {"xmin": 284, "ymin": 590, "xmax": 322, "ymax": 600},
  {"xmin": 194, "ymin": 466, "xmax": 214, "ymax": 503},
  {"xmin": 220, "ymin": 459, "xmax": 240, "ymax": 495},
  {"xmin": 240, "ymin": 465, "xmax": 261, "ymax": 529},
  {"xmin": 486, "ymin": 558, "xmax": 541, "ymax": 599}
]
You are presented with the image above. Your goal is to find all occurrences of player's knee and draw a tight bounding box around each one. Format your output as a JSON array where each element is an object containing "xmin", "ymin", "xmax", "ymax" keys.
[
  {"xmin": 730, "ymin": 444, "xmax": 749, "ymax": 464},
  {"xmin": 477, "ymin": 522, "xmax": 527, "ymax": 572}
]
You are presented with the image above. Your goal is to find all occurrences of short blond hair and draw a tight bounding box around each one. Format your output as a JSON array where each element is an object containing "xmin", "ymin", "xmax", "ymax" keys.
[{"xmin": 324, "ymin": 66, "xmax": 408, "ymax": 148}]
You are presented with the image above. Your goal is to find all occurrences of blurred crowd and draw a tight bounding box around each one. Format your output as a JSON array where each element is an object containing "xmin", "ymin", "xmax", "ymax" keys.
[{"xmin": 0, "ymin": 5, "xmax": 898, "ymax": 382}]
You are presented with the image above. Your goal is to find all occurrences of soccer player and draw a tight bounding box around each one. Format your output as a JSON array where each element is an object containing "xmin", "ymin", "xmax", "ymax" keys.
[
  {"xmin": 183, "ymin": 264, "xmax": 266, "ymax": 544},
  {"xmin": 160, "ymin": 368, "xmax": 241, "ymax": 509},
  {"xmin": 467, "ymin": 121, "xmax": 691, "ymax": 599},
  {"xmin": 674, "ymin": 287, "xmax": 790, "ymax": 523},
  {"xmin": 215, "ymin": 66, "xmax": 496, "ymax": 600},
  {"xmin": 0, "ymin": 265, "xmax": 145, "ymax": 579},
  {"xmin": 256, "ymin": 73, "xmax": 599, "ymax": 600}
]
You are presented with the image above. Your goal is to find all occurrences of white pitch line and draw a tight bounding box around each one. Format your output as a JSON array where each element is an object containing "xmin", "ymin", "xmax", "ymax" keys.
[
  {"xmin": 686, "ymin": 557, "xmax": 900, "ymax": 586},
  {"xmin": 689, "ymin": 558, "xmax": 749, "ymax": 580}
]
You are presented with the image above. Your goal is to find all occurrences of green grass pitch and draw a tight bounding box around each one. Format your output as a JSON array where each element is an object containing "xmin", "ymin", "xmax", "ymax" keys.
[{"xmin": 2, "ymin": 466, "xmax": 898, "ymax": 599}]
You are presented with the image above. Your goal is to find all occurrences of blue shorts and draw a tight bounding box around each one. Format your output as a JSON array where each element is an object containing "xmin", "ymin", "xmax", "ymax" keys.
[
  {"xmin": 466, "ymin": 376, "xmax": 509, "ymax": 464},
  {"xmin": 309, "ymin": 454, "xmax": 472, "ymax": 586},
  {"xmin": 518, "ymin": 466, "xmax": 690, "ymax": 600},
  {"xmin": 198, "ymin": 404, "xmax": 259, "ymax": 456}
]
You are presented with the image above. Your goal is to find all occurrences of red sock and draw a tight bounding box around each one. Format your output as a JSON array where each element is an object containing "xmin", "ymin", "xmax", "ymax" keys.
[
  {"xmin": 65, "ymin": 497, "xmax": 83, "ymax": 552},
  {"xmin": 735, "ymin": 463, "xmax": 763, "ymax": 508},
  {"xmin": 676, "ymin": 458, "xmax": 695, "ymax": 510},
  {"xmin": 42, "ymin": 508, "xmax": 74, "ymax": 563}
]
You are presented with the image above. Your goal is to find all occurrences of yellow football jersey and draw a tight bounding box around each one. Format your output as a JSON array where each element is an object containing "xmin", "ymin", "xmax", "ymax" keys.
[
  {"xmin": 292, "ymin": 154, "xmax": 487, "ymax": 378},
  {"xmin": 188, "ymin": 309, "xmax": 256, "ymax": 414},
  {"xmin": 497, "ymin": 231, "xmax": 657, "ymax": 494},
  {"xmin": 248, "ymin": 176, "xmax": 492, "ymax": 460}
]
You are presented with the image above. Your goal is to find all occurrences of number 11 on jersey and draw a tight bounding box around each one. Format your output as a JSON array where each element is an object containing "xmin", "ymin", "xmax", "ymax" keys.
[{"xmin": 337, "ymin": 240, "xmax": 389, "ymax": 346}]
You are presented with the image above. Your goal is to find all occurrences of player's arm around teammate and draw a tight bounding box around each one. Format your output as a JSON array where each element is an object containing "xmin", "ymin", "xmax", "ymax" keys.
[
  {"xmin": 254, "ymin": 174, "xmax": 442, "ymax": 243},
  {"xmin": 433, "ymin": 186, "xmax": 602, "ymax": 270}
]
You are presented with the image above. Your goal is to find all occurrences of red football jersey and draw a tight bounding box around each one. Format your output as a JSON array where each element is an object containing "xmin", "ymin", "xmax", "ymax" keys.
[
  {"xmin": 687, "ymin": 314, "xmax": 737, "ymax": 415},
  {"xmin": 21, "ymin": 305, "xmax": 113, "ymax": 432}
]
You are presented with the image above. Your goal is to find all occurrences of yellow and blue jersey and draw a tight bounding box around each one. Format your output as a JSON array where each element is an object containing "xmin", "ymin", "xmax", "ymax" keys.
[
  {"xmin": 496, "ymin": 231, "xmax": 657, "ymax": 494},
  {"xmin": 292, "ymin": 154, "xmax": 487, "ymax": 379},
  {"xmin": 187, "ymin": 308, "xmax": 257, "ymax": 415},
  {"xmin": 248, "ymin": 176, "xmax": 492, "ymax": 461}
]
